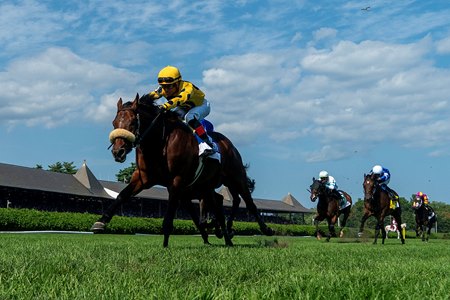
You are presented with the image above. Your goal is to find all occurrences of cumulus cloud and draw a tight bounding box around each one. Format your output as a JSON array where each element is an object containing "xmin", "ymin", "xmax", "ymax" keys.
[
  {"xmin": 204, "ymin": 37, "xmax": 450, "ymax": 161},
  {"xmin": 0, "ymin": 47, "xmax": 142, "ymax": 128}
]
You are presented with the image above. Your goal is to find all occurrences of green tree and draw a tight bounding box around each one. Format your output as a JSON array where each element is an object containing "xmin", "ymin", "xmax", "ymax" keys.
[
  {"xmin": 116, "ymin": 163, "xmax": 136, "ymax": 183},
  {"xmin": 36, "ymin": 162, "xmax": 77, "ymax": 174}
]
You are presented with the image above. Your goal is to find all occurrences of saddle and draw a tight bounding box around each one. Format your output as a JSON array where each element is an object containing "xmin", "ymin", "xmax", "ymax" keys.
[{"xmin": 378, "ymin": 184, "xmax": 399, "ymax": 208}]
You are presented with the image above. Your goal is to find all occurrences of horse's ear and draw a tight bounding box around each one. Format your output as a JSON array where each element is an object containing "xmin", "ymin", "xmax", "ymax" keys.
[
  {"xmin": 312, "ymin": 177, "xmax": 315, "ymax": 181},
  {"xmin": 117, "ymin": 98, "xmax": 123, "ymax": 110},
  {"xmin": 135, "ymin": 93, "xmax": 139, "ymax": 101}
]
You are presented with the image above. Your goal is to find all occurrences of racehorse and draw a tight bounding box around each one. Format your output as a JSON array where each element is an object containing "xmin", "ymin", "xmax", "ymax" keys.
[
  {"xmin": 360, "ymin": 173, "xmax": 405, "ymax": 244},
  {"xmin": 309, "ymin": 178, "xmax": 352, "ymax": 241},
  {"xmin": 91, "ymin": 94, "xmax": 272, "ymax": 246},
  {"xmin": 91, "ymin": 94, "xmax": 229, "ymax": 247},
  {"xmin": 412, "ymin": 198, "xmax": 437, "ymax": 242}
]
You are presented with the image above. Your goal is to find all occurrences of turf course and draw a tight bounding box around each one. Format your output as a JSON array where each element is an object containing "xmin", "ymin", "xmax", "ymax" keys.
[{"xmin": 0, "ymin": 234, "xmax": 448, "ymax": 299}]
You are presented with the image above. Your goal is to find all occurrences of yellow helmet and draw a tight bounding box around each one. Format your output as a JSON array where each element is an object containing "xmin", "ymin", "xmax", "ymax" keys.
[{"xmin": 157, "ymin": 66, "xmax": 181, "ymax": 84}]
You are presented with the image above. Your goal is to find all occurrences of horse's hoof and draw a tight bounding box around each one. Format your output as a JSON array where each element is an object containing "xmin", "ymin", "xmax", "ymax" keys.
[
  {"xmin": 91, "ymin": 222, "xmax": 106, "ymax": 233},
  {"xmin": 215, "ymin": 228, "xmax": 224, "ymax": 239},
  {"xmin": 263, "ymin": 227, "xmax": 275, "ymax": 236},
  {"xmin": 225, "ymin": 239, "xmax": 233, "ymax": 247},
  {"xmin": 339, "ymin": 231, "xmax": 344, "ymax": 238}
]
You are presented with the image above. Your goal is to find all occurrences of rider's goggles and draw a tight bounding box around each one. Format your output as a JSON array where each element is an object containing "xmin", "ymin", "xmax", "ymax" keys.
[{"xmin": 158, "ymin": 76, "xmax": 180, "ymax": 84}]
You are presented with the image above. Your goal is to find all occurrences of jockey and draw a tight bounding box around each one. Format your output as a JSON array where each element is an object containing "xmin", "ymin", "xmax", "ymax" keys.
[
  {"xmin": 318, "ymin": 170, "xmax": 342, "ymax": 202},
  {"xmin": 416, "ymin": 191, "xmax": 432, "ymax": 211},
  {"xmin": 144, "ymin": 66, "xmax": 216, "ymax": 155},
  {"xmin": 369, "ymin": 165, "xmax": 399, "ymax": 200}
]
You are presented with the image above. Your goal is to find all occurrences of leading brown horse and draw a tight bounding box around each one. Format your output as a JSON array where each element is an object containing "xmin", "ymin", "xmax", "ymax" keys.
[
  {"xmin": 92, "ymin": 94, "xmax": 230, "ymax": 247},
  {"xmin": 91, "ymin": 94, "xmax": 272, "ymax": 246},
  {"xmin": 360, "ymin": 174, "xmax": 405, "ymax": 244},
  {"xmin": 309, "ymin": 178, "xmax": 352, "ymax": 241}
]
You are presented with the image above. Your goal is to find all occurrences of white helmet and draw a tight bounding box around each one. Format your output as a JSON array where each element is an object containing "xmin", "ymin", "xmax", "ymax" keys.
[
  {"xmin": 319, "ymin": 170, "xmax": 329, "ymax": 178},
  {"xmin": 372, "ymin": 165, "xmax": 383, "ymax": 175}
]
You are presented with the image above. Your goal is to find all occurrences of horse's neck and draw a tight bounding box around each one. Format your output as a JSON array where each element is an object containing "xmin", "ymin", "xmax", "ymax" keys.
[{"xmin": 318, "ymin": 192, "xmax": 335, "ymax": 206}]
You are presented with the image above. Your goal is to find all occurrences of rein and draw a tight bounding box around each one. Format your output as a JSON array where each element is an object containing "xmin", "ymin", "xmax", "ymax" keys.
[
  {"xmin": 107, "ymin": 108, "xmax": 164, "ymax": 149},
  {"xmin": 134, "ymin": 110, "xmax": 164, "ymax": 147}
]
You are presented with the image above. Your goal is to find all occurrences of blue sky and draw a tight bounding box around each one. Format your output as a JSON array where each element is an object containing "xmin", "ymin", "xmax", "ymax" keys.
[{"xmin": 1, "ymin": 0, "xmax": 450, "ymax": 208}]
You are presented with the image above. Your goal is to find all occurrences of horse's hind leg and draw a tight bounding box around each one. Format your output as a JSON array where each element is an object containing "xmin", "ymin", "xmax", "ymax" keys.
[
  {"xmin": 226, "ymin": 188, "xmax": 241, "ymax": 238},
  {"xmin": 227, "ymin": 183, "xmax": 274, "ymax": 237},
  {"xmin": 240, "ymin": 192, "xmax": 274, "ymax": 236},
  {"xmin": 212, "ymin": 192, "xmax": 233, "ymax": 246},
  {"xmin": 185, "ymin": 198, "xmax": 210, "ymax": 245}
]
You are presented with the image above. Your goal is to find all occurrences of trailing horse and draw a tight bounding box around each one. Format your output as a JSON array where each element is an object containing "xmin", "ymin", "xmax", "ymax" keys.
[
  {"xmin": 412, "ymin": 198, "xmax": 436, "ymax": 242},
  {"xmin": 309, "ymin": 178, "xmax": 352, "ymax": 241},
  {"xmin": 360, "ymin": 174, "xmax": 405, "ymax": 244}
]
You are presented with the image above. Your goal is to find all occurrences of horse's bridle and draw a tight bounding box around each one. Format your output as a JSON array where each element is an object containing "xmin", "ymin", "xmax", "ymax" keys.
[
  {"xmin": 364, "ymin": 176, "xmax": 377, "ymax": 201},
  {"xmin": 309, "ymin": 180, "xmax": 325, "ymax": 202},
  {"xmin": 108, "ymin": 106, "xmax": 164, "ymax": 150}
]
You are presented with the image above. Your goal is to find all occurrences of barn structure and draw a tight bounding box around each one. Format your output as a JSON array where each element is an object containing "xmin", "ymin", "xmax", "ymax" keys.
[{"xmin": 0, "ymin": 161, "xmax": 311, "ymax": 224}]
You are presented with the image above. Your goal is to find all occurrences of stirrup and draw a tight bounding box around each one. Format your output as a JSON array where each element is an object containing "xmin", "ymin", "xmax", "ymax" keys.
[{"xmin": 200, "ymin": 148, "xmax": 215, "ymax": 157}]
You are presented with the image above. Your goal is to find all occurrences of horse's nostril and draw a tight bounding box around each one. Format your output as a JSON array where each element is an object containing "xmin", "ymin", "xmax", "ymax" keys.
[{"xmin": 112, "ymin": 147, "xmax": 127, "ymax": 162}]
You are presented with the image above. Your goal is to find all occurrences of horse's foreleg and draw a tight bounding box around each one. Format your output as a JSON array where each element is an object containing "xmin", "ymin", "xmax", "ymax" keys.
[
  {"xmin": 380, "ymin": 222, "xmax": 387, "ymax": 244},
  {"xmin": 314, "ymin": 215, "xmax": 325, "ymax": 240},
  {"xmin": 373, "ymin": 222, "xmax": 383, "ymax": 244},
  {"xmin": 339, "ymin": 207, "xmax": 351, "ymax": 238},
  {"xmin": 327, "ymin": 215, "xmax": 338, "ymax": 242},
  {"xmin": 426, "ymin": 224, "xmax": 432, "ymax": 242},
  {"xmin": 358, "ymin": 213, "xmax": 370, "ymax": 237},
  {"xmin": 91, "ymin": 182, "xmax": 142, "ymax": 233},
  {"xmin": 162, "ymin": 194, "xmax": 179, "ymax": 248}
]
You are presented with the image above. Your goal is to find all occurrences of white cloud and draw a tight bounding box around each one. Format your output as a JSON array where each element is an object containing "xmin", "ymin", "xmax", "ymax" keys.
[
  {"xmin": 313, "ymin": 27, "xmax": 337, "ymax": 41},
  {"xmin": 436, "ymin": 36, "xmax": 450, "ymax": 54},
  {"xmin": 0, "ymin": 47, "xmax": 142, "ymax": 128},
  {"xmin": 204, "ymin": 37, "xmax": 450, "ymax": 162}
]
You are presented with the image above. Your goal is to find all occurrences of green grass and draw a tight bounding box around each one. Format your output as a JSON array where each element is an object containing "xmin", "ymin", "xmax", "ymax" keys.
[{"xmin": 0, "ymin": 234, "xmax": 448, "ymax": 300}]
